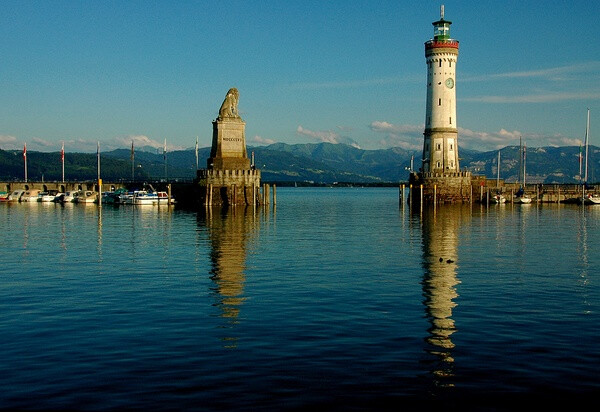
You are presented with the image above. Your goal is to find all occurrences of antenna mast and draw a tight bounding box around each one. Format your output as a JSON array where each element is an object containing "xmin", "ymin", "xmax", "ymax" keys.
[{"xmin": 441, "ymin": 5, "xmax": 445, "ymax": 19}]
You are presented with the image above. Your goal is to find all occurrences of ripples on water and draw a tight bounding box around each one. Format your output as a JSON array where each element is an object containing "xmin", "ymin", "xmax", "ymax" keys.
[{"xmin": 0, "ymin": 188, "xmax": 599, "ymax": 410}]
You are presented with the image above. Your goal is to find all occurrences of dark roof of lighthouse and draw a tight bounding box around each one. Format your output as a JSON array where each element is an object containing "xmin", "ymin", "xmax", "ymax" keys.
[{"xmin": 432, "ymin": 18, "xmax": 452, "ymax": 26}]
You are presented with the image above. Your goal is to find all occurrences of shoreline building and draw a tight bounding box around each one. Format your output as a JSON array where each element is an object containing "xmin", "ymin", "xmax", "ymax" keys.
[
  {"xmin": 410, "ymin": 6, "xmax": 471, "ymax": 203},
  {"xmin": 195, "ymin": 88, "xmax": 261, "ymax": 206}
]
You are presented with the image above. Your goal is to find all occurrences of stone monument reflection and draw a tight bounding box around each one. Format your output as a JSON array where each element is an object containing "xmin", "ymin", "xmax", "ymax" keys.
[
  {"xmin": 418, "ymin": 204, "xmax": 469, "ymax": 387},
  {"xmin": 200, "ymin": 206, "xmax": 258, "ymax": 348}
]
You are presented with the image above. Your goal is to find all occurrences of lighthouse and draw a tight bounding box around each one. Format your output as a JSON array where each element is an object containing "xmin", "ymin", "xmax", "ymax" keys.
[
  {"xmin": 422, "ymin": 5, "xmax": 460, "ymax": 174},
  {"xmin": 410, "ymin": 6, "xmax": 471, "ymax": 204}
]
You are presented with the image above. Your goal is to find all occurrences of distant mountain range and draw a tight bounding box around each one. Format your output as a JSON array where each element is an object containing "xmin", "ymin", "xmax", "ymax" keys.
[{"xmin": 1, "ymin": 143, "xmax": 598, "ymax": 184}]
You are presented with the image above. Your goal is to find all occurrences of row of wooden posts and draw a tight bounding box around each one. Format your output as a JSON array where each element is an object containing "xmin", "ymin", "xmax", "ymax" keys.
[{"xmin": 204, "ymin": 184, "xmax": 277, "ymax": 207}]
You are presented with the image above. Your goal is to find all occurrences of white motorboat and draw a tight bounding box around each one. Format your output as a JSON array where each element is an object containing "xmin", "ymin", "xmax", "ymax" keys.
[
  {"xmin": 157, "ymin": 191, "xmax": 175, "ymax": 204},
  {"xmin": 21, "ymin": 189, "xmax": 41, "ymax": 202},
  {"xmin": 584, "ymin": 193, "xmax": 600, "ymax": 204},
  {"xmin": 7, "ymin": 190, "xmax": 26, "ymax": 202},
  {"xmin": 515, "ymin": 195, "xmax": 532, "ymax": 204},
  {"xmin": 40, "ymin": 190, "xmax": 60, "ymax": 202},
  {"xmin": 75, "ymin": 191, "xmax": 98, "ymax": 203},
  {"xmin": 491, "ymin": 194, "xmax": 506, "ymax": 204},
  {"xmin": 131, "ymin": 190, "xmax": 158, "ymax": 205},
  {"xmin": 60, "ymin": 191, "xmax": 80, "ymax": 203}
]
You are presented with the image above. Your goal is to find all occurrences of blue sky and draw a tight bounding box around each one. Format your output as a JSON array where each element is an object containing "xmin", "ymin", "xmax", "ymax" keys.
[{"xmin": 1, "ymin": 0, "xmax": 599, "ymax": 153}]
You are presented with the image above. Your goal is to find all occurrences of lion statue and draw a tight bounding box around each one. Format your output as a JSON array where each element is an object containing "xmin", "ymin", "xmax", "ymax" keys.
[{"xmin": 218, "ymin": 88, "xmax": 240, "ymax": 119}]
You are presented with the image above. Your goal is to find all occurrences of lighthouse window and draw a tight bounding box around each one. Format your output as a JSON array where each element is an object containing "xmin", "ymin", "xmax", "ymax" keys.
[
  {"xmin": 450, "ymin": 143, "xmax": 453, "ymax": 150},
  {"xmin": 438, "ymin": 98, "xmax": 442, "ymax": 106},
  {"xmin": 439, "ymin": 60, "xmax": 442, "ymax": 68},
  {"xmin": 436, "ymin": 161, "xmax": 441, "ymax": 168},
  {"xmin": 449, "ymin": 61, "xmax": 452, "ymax": 68},
  {"xmin": 436, "ymin": 143, "xmax": 441, "ymax": 151},
  {"xmin": 450, "ymin": 160, "xmax": 454, "ymax": 167},
  {"xmin": 449, "ymin": 117, "xmax": 452, "ymax": 124}
]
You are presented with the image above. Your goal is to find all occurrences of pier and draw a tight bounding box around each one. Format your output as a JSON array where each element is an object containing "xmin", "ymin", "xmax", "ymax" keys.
[{"xmin": 400, "ymin": 180, "xmax": 598, "ymax": 205}]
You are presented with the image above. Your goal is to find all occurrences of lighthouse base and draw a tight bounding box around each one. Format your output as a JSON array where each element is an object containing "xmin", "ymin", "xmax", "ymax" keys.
[{"xmin": 409, "ymin": 171, "xmax": 473, "ymax": 204}]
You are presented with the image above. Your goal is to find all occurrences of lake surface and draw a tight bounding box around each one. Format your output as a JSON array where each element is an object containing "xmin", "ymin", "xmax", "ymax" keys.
[{"xmin": 1, "ymin": 187, "xmax": 599, "ymax": 410}]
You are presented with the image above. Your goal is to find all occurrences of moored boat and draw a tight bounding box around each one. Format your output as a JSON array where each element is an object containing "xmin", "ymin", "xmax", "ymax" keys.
[
  {"xmin": 157, "ymin": 191, "xmax": 175, "ymax": 204},
  {"xmin": 59, "ymin": 191, "xmax": 80, "ymax": 203},
  {"xmin": 75, "ymin": 191, "xmax": 98, "ymax": 203},
  {"xmin": 7, "ymin": 190, "xmax": 26, "ymax": 202},
  {"xmin": 21, "ymin": 189, "xmax": 41, "ymax": 202},
  {"xmin": 491, "ymin": 194, "xmax": 506, "ymax": 204},
  {"xmin": 583, "ymin": 193, "xmax": 600, "ymax": 204},
  {"xmin": 131, "ymin": 190, "xmax": 158, "ymax": 205}
]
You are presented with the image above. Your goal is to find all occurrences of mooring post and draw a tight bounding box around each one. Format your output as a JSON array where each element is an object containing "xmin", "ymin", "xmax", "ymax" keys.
[
  {"xmin": 273, "ymin": 184, "xmax": 277, "ymax": 206},
  {"xmin": 487, "ymin": 187, "xmax": 490, "ymax": 207},
  {"xmin": 167, "ymin": 183, "xmax": 172, "ymax": 208},
  {"xmin": 409, "ymin": 184, "xmax": 413, "ymax": 208},
  {"xmin": 420, "ymin": 184, "xmax": 423, "ymax": 209},
  {"xmin": 253, "ymin": 184, "xmax": 256, "ymax": 207},
  {"xmin": 400, "ymin": 184, "xmax": 404, "ymax": 207},
  {"xmin": 434, "ymin": 184, "xmax": 437, "ymax": 204},
  {"xmin": 480, "ymin": 185, "xmax": 483, "ymax": 203},
  {"xmin": 232, "ymin": 184, "xmax": 237, "ymax": 206},
  {"xmin": 470, "ymin": 185, "xmax": 473, "ymax": 203},
  {"xmin": 208, "ymin": 184, "xmax": 213, "ymax": 206},
  {"xmin": 558, "ymin": 186, "xmax": 560, "ymax": 204},
  {"xmin": 511, "ymin": 188, "xmax": 514, "ymax": 204},
  {"xmin": 205, "ymin": 185, "xmax": 209, "ymax": 207},
  {"xmin": 536, "ymin": 185, "xmax": 539, "ymax": 203}
]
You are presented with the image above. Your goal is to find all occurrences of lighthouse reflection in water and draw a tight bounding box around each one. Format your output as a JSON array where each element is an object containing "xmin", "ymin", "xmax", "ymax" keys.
[{"xmin": 418, "ymin": 205, "xmax": 467, "ymax": 388}]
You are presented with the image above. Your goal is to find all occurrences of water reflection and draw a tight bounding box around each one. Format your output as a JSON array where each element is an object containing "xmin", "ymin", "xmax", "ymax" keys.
[
  {"xmin": 417, "ymin": 205, "xmax": 470, "ymax": 388},
  {"xmin": 199, "ymin": 206, "xmax": 259, "ymax": 348}
]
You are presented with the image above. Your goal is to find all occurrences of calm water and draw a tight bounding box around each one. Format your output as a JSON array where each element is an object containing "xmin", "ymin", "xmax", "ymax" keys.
[{"xmin": 1, "ymin": 188, "xmax": 599, "ymax": 410}]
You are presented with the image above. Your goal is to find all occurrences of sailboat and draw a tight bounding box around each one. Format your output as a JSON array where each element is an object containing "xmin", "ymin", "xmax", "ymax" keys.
[
  {"xmin": 515, "ymin": 139, "xmax": 532, "ymax": 204},
  {"xmin": 491, "ymin": 150, "xmax": 506, "ymax": 203},
  {"xmin": 581, "ymin": 109, "xmax": 600, "ymax": 204}
]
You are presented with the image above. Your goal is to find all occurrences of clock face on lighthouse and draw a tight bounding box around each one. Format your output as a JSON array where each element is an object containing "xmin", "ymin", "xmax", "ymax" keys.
[{"xmin": 445, "ymin": 78, "xmax": 454, "ymax": 89}]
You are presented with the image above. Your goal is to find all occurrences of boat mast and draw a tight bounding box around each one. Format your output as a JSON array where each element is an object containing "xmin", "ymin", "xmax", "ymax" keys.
[
  {"xmin": 584, "ymin": 108, "xmax": 590, "ymax": 184},
  {"xmin": 497, "ymin": 150, "xmax": 500, "ymax": 187},
  {"xmin": 518, "ymin": 136, "xmax": 522, "ymax": 186},
  {"xmin": 523, "ymin": 141, "xmax": 527, "ymax": 187}
]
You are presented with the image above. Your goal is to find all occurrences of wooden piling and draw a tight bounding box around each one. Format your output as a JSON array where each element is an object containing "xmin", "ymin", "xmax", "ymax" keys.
[
  {"xmin": 167, "ymin": 184, "xmax": 172, "ymax": 208},
  {"xmin": 434, "ymin": 184, "xmax": 437, "ymax": 204},
  {"xmin": 487, "ymin": 187, "xmax": 490, "ymax": 207},
  {"xmin": 420, "ymin": 184, "xmax": 423, "ymax": 209},
  {"xmin": 273, "ymin": 184, "xmax": 277, "ymax": 205}
]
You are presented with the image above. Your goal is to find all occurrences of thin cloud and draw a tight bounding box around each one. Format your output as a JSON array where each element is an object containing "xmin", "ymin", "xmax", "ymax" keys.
[
  {"xmin": 369, "ymin": 121, "xmax": 423, "ymax": 150},
  {"xmin": 463, "ymin": 61, "xmax": 600, "ymax": 82},
  {"xmin": 369, "ymin": 121, "xmax": 585, "ymax": 151},
  {"xmin": 287, "ymin": 74, "xmax": 421, "ymax": 90},
  {"xmin": 297, "ymin": 125, "xmax": 361, "ymax": 149},
  {"xmin": 0, "ymin": 134, "xmax": 18, "ymax": 149},
  {"xmin": 252, "ymin": 135, "xmax": 276, "ymax": 145},
  {"xmin": 461, "ymin": 92, "xmax": 600, "ymax": 104}
]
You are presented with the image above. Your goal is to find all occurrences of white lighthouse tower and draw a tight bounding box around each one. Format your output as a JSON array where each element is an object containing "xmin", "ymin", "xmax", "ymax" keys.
[
  {"xmin": 410, "ymin": 6, "xmax": 471, "ymax": 204},
  {"xmin": 422, "ymin": 5, "xmax": 460, "ymax": 174}
]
